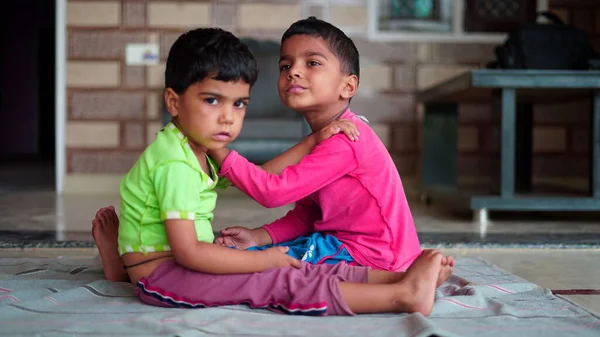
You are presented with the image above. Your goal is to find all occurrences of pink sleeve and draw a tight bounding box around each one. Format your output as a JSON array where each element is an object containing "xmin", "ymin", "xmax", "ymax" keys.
[
  {"xmin": 263, "ymin": 197, "xmax": 320, "ymax": 244},
  {"xmin": 219, "ymin": 137, "xmax": 358, "ymax": 208}
]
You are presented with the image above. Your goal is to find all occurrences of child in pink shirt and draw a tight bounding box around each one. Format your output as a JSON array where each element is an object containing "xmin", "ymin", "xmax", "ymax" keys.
[{"xmin": 212, "ymin": 17, "xmax": 424, "ymax": 272}]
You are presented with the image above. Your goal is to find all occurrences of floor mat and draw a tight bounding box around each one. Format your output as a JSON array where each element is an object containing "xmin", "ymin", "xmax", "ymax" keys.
[
  {"xmin": 0, "ymin": 257, "xmax": 598, "ymax": 336},
  {"xmin": 2, "ymin": 231, "xmax": 600, "ymax": 249}
]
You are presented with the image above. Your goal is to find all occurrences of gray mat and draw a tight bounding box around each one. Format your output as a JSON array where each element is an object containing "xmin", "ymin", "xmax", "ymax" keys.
[{"xmin": 0, "ymin": 257, "xmax": 598, "ymax": 336}]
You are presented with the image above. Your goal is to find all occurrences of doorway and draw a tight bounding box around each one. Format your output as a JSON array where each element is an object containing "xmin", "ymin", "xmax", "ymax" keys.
[{"xmin": 0, "ymin": 1, "xmax": 56, "ymax": 193}]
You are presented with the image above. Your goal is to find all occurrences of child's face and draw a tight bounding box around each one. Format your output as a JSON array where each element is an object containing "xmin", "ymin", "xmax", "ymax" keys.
[
  {"xmin": 165, "ymin": 78, "xmax": 250, "ymax": 151},
  {"xmin": 278, "ymin": 35, "xmax": 353, "ymax": 112}
]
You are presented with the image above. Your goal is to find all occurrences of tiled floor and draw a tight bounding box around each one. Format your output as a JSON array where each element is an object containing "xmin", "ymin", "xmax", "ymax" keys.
[
  {"xmin": 0, "ymin": 190, "xmax": 599, "ymax": 315},
  {"xmin": 3, "ymin": 189, "xmax": 600, "ymax": 236}
]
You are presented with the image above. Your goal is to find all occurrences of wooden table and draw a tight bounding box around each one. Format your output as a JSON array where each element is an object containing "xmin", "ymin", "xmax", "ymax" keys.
[{"xmin": 418, "ymin": 70, "xmax": 600, "ymax": 224}]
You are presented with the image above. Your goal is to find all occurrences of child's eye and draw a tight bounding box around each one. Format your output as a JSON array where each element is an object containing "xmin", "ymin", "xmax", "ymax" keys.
[
  {"xmin": 279, "ymin": 64, "xmax": 291, "ymax": 71},
  {"xmin": 205, "ymin": 98, "xmax": 218, "ymax": 105},
  {"xmin": 308, "ymin": 61, "xmax": 321, "ymax": 66},
  {"xmin": 234, "ymin": 101, "xmax": 247, "ymax": 109}
]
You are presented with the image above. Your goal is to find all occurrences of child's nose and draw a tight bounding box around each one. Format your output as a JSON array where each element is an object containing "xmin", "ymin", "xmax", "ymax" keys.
[
  {"xmin": 287, "ymin": 65, "xmax": 302, "ymax": 79},
  {"xmin": 220, "ymin": 108, "xmax": 234, "ymax": 124}
]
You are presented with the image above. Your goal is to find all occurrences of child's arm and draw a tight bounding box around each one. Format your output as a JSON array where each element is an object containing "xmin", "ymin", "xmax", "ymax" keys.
[
  {"xmin": 218, "ymin": 135, "xmax": 358, "ymax": 208},
  {"xmin": 209, "ymin": 119, "xmax": 359, "ymax": 175},
  {"xmin": 215, "ymin": 196, "xmax": 319, "ymax": 248},
  {"xmin": 165, "ymin": 219, "xmax": 301, "ymax": 274},
  {"xmin": 262, "ymin": 196, "xmax": 319, "ymax": 243},
  {"xmin": 261, "ymin": 119, "xmax": 359, "ymax": 174}
]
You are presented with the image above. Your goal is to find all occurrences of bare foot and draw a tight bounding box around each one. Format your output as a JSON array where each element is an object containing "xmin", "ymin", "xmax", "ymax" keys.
[
  {"xmin": 393, "ymin": 249, "xmax": 442, "ymax": 316},
  {"xmin": 437, "ymin": 255, "xmax": 454, "ymax": 287},
  {"xmin": 92, "ymin": 206, "xmax": 129, "ymax": 282}
]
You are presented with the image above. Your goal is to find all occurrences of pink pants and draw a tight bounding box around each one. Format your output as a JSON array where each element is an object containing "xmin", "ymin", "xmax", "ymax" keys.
[{"xmin": 136, "ymin": 260, "xmax": 369, "ymax": 316}]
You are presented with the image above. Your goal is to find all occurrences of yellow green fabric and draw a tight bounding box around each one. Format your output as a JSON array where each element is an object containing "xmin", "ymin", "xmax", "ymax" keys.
[{"xmin": 118, "ymin": 122, "xmax": 230, "ymax": 256}]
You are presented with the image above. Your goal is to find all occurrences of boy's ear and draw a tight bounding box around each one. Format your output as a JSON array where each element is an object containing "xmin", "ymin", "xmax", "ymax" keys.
[
  {"xmin": 341, "ymin": 74, "xmax": 358, "ymax": 100},
  {"xmin": 164, "ymin": 88, "xmax": 180, "ymax": 117}
]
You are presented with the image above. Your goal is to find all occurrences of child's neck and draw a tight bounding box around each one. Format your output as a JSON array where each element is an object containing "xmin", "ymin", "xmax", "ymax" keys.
[
  {"xmin": 171, "ymin": 119, "xmax": 209, "ymax": 169},
  {"xmin": 189, "ymin": 142, "xmax": 210, "ymax": 176},
  {"xmin": 304, "ymin": 102, "xmax": 350, "ymax": 133}
]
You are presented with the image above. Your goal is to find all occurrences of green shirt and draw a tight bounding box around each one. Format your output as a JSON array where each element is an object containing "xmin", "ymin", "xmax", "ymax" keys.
[{"xmin": 117, "ymin": 122, "xmax": 229, "ymax": 256}]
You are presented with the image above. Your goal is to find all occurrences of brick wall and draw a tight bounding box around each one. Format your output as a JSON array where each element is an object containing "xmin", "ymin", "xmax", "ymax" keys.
[{"xmin": 63, "ymin": 0, "xmax": 600, "ymax": 194}]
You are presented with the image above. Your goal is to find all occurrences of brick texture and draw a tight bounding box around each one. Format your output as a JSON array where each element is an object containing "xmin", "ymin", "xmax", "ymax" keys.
[
  {"xmin": 571, "ymin": 128, "xmax": 590, "ymax": 153},
  {"xmin": 123, "ymin": 122, "xmax": 145, "ymax": 149},
  {"xmin": 534, "ymin": 101, "xmax": 590, "ymax": 125},
  {"xmin": 391, "ymin": 154, "xmax": 417, "ymax": 177},
  {"xmin": 66, "ymin": 121, "xmax": 120, "ymax": 148},
  {"xmin": 458, "ymin": 155, "xmax": 498, "ymax": 179},
  {"xmin": 350, "ymin": 94, "xmax": 415, "ymax": 122},
  {"xmin": 238, "ymin": 4, "xmax": 301, "ymax": 29},
  {"xmin": 213, "ymin": 2, "xmax": 238, "ymax": 29},
  {"xmin": 353, "ymin": 38, "xmax": 418, "ymax": 63},
  {"xmin": 417, "ymin": 65, "xmax": 471, "ymax": 90},
  {"xmin": 67, "ymin": 1, "xmax": 120, "ymax": 27},
  {"xmin": 67, "ymin": 61, "xmax": 120, "ymax": 87},
  {"xmin": 458, "ymin": 104, "xmax": 494, "ymax": 123},
  {"xmin": 123, "ymin": 66, "xmax": 145, "ymax": 88},
  {"xmin": 146, "ymin": 92, "xmax": 162, "ymax": 120},
  {"xmin": 307, "ymin": 4, "xmax": 326, "ymax": 20},
  {"xmin": 147, "ymin": 122, "xmax": 164, "ymax": 145},
  {"xmin": 391, "ymin": 124, "xmax": 417, "ymax": 152},
  {"xmin": 69, "ymin": 31, "xmax": 147, "ymax": 59},
  {"xmin": 480, "ymin": 125, "xmax": 500, "ymax": 152},
  {"xmin": 147, "ymin": 63, "xmax": 166, "ymax": 88},
  {"xmin": 533, "ymin": 127, "xmax": 567, "ymax": 153},
  {"xmin": 458, "ymin": 126, "xmax": 479, "ymax": 151},
  {"xmin": 70, "ymin": 151, "xmax": 141, "ymax": 173},
  {"xmin": 370, "ymin": 123, "xmax": 392, "ymax": 148},
  {"xmin": 393, "ymin": 65, "xmax": 416, "ymax": 91},
  {"xmin": 159, "ymin": 32, "xmax": 182, "ymax": 61},
  {"xmin": 71, "ymin": 91, "xmax": 146, "ymax": 119},
  {"xmin": 122, "ymin": 1, "xmax": 146, "ymax": 27},
  {"xmin": 533, "ymin": 155, "xmax": 589, "ymax": 178},
  {"xmin": 429, "ymin": 43, "xmax": 496, "ymax": 65},
  {"xmin": 329, "ymin": 5, "xmax": 368, "ymax": 29},
  {"xmin": 147, "ymin": 2, "xmax": 211, "ymax": 28},
  {"xmin": 360, "ymin": 65, "xmax": 393, "ymax": 91}
]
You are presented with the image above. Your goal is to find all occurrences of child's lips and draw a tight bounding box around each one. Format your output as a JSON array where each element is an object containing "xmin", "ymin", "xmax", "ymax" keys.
[
  {"xmin": 287, "ymin": 85, "xmax": 306, "ymax": 93},
  {"xmin": 213, "ymin": 132, "xmax": 231, "ymax": 141}
]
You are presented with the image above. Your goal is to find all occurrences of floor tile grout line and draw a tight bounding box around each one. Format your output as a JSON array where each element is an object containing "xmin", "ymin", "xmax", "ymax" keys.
[{"xmin": 551, "ymin": 289, "xmax": 600, "ymax": 295}]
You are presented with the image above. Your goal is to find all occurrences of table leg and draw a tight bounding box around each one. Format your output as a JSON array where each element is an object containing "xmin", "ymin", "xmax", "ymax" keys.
[
  {"xmin": 494, "ymin": 88, "xmax": 517, "ymax": 198},
  {"xmin": 592, "ymin": 90, "xmax": 600, "ymax": 198},
  {"xmin": 516, "ymin": 103, "xmax": 533, "ymax": 193}
]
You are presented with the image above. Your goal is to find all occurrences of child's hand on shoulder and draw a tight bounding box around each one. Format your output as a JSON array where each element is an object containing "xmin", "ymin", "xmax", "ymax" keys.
[
  {"xmin": 314, "ymin": 119, "xmax": 359, "ymax": 143},
  {"xmin": 263, "ymin": 246, "xmax": 302, "ymax": 269}
]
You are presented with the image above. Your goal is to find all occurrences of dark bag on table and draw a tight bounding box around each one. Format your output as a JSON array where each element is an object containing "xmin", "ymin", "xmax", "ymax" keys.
[{"xmin": 488, "ymin": 11, "xmax": 599, "ymax": 70}]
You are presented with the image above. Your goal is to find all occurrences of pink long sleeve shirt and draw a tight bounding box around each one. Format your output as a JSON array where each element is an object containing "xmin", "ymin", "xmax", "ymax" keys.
[{"xmin": 219, "ymin": 109, "xmax": 422, "ymax": 271}]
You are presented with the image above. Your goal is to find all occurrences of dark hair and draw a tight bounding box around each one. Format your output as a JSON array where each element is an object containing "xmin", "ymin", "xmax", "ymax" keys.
[
  {"xmin": 281, "ymin": 16, "xmax": 360, "ymax": 79},
  {"xmin": 165, "ymin": 28, "xmax": 258, "ymax": 94}
]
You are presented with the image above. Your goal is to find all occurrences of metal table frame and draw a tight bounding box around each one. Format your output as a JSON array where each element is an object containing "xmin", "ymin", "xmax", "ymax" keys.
[{"xmin": 418, "ymin": 70, "xmax": 600, "ymax": 224}]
